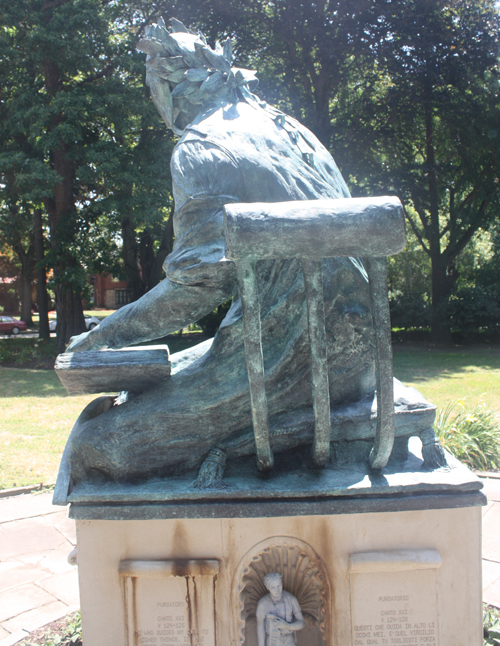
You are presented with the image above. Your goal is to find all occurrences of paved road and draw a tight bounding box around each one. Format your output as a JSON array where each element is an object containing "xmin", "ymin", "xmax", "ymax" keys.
[{"xmin": 0, "ymin": 477, "xmax": 499, "ymax": 646}]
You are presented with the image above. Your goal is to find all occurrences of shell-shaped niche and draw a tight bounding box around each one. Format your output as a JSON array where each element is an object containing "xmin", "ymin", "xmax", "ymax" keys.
[{"xmin": 232, "ymin": 537, "xmax": 330, "ymax": 646}]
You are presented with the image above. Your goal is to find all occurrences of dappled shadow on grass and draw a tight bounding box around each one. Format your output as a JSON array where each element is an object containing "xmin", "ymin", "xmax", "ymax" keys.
[
  {"xmin": 2, "ymin": 342, "xmax": 499, "ymax": 397},
  {"xmin": 0, "ymin": 368, "xmax": 68, "ymax": 398},
  {"xmin": 393, "ymin": 347, "xmax": 500, "ymax": 384}
]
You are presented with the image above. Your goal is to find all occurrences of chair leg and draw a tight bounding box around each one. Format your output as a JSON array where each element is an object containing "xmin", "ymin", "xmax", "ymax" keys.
[
  {"xmin": 237, "ymin": 254, "xmax": 394, "ymax": 472},
  {"xmin": 366, "ymin": 256, "xmax": 395, "ymax": 469},
  {"xmin": 236, "ymin": 258, "xmax": 274, "ymax": 472},
  {"xmin": 302, "ymin": 259, "xmax": 331, "ymax": 467}
]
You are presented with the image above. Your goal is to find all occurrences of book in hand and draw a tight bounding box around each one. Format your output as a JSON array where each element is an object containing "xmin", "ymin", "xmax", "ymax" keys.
[{"xmin": 54, "ymin": 345, "xmax": 171, "ymax": 395}]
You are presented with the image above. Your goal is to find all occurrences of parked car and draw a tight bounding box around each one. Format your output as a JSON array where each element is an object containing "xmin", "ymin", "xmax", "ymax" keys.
[
  {"xmin": 49, "ymin": 315, "xmax": 101, "ymax": 333},
  {"xmin": 0, "ymin": 316, "xmax": 27, "ymax": 335},
  {"xmin": 86, "ymin": 316, "xmax": 101, "ymax": 330}
]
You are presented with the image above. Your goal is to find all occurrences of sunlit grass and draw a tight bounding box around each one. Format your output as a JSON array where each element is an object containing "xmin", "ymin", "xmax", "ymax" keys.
[
  {"xmin": 393, "ymin": 349, "xmax": 500, "ymax": 411},
  {"xmin": 393, "ymin": 348, "xmax": 500, "ymax": 471},
  {"xmin": 0, "ymin": 369, "xmax": 95, "ymax": 489},
  {"xmin": 0, "ymin": 333, "xmax": 209, "ymax": 489},
  {"xmin": 83, "ymin": 309, "xmax": 114, "ymax": 319}
]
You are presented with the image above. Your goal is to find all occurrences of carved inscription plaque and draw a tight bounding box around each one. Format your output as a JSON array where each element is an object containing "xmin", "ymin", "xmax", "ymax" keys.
[
  {"xmin": 120, "ymin": 559, "xmax": 219, "ymax": 646},
  {"xmin": 349, "ymin": 550, "xmax": 441, "ymax": 646}
]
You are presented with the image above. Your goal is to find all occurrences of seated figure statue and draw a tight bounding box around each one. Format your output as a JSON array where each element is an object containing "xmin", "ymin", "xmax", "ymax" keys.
[{"xmin": 59, "ymin": 19, "xmax": 441, "ymax": 492}]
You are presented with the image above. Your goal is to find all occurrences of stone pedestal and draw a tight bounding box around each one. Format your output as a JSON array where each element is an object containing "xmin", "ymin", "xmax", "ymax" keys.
[{"xmin": 69, "ymin": 445, "xmax": 485, "ymax": 646}]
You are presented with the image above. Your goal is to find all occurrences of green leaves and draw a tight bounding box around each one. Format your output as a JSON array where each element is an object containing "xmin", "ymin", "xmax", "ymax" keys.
[
  {"xmin": 484, "ymin": 605, "xmax": 500, "ymax": 645},
  {"xmin": 436, "ymin": 399, "xmax": 500, "ymax": 471},
  {"xmin": 0, "ymin": 0, "xmax": 176, "ymax": 343},
  {"xmin": 20, "ymin": 610, "xmax": 82, "ymax": 646}
]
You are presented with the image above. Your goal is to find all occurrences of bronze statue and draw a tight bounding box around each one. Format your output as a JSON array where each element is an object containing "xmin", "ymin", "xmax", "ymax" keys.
[{"xmin": 54, "ymin": 19, "xmax": 443, "ymax": 500}]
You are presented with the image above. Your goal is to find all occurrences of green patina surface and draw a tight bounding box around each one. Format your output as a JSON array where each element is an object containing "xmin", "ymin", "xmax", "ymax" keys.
[{"xmin": 54, "ymin": 20, "xmax": 444, "ymax": 500}]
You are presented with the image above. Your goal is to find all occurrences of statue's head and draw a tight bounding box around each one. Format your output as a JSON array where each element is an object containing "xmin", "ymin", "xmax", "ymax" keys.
[
  {"xmin": 137, "ymin": 18, "xmax": 259, "ymax": 136},
  {"xmin": 263, "ymin": 572, "xmax": 283, "ymax": 601}
]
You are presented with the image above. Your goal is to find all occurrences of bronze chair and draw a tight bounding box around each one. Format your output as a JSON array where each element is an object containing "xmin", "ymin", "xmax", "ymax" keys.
[{"xmin": 224, "ymin": 196, "xmax": 406, "ymax": 472}]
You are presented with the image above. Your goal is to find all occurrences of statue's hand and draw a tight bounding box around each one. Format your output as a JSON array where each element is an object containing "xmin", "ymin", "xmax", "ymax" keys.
[
  {"xmin": 270, "ymin": 618, "xmax": 290, "ymax": 633},
  {"xmin": 66, "ymin": 329, "xmax": 106, "ymax": 353}
]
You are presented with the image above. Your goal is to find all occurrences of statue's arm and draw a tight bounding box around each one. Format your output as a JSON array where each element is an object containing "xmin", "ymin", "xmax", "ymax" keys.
[
  {"xmin": 287, "ymin": 597, "xmax": 305, "ymax": 631},
  {"xmin": 271, "ymin": 597, "xmax": 305, "ymax": 633},
  {"xmin": 287, "ymin": 596, "xmax": 305, "ymax": 631},
  {"xmin": 272, "ymin": 615, "xmax": 305, "ymax": 633},
  {"xmin": 286, "ymin": 608, "xmax": 305, "ymax": 632},
  {"xmin": 67, "ymin": 272, "xmax": 235, "ymax": 352},
  {"xmin": 68, "ymin": 139, "xmax": 243, "ymax": 353}
]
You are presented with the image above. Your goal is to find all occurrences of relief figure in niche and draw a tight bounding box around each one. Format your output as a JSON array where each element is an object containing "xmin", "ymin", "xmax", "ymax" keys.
[
  {"xmin": 257, "ymin": 573, "xmax": 304, "ymax": 646},
  {"xmin": 235, "ymin": 540, "xmax": 328, "ymax": 646}
]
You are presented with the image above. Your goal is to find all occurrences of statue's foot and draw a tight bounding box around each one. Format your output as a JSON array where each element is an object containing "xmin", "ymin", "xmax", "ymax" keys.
[{"xmin": 194, "ymin": 447, "xmax": 228, "ymax": 489}]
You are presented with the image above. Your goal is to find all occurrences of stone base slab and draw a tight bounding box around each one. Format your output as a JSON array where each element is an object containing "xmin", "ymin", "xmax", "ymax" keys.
[
  {"xmin": 67, "ymin": 441, "xmax": 484, "ymax": 518},
  {"xmin": 76, "ymin": 504, "xmax": 482, "ymax": 646}
]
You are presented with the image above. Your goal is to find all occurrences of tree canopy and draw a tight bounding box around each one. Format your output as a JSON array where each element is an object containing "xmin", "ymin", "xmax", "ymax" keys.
[
  {"xmin": 1, "ymin": 0, "xmax": 499, "ymax": 343},
  {"xmin": 337, "ymin": 0, "xmax": 500, "ymax": 341},
  {"xmin": 0, "ymin": 0, "xmax": 174, "ymax": 349}
]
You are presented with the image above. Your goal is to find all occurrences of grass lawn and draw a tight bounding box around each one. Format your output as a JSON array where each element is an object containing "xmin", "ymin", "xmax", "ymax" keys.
[
  {"xmin": 0, "ymin": 368, "xmax": 96, "ymax": 489},
  {"xmin": 1, "ymin": 342, "xmax": 499, "ymax": 490},
  {"xmin": 393, "ymin": 344, "xmax": 500, "ymax": 411}
]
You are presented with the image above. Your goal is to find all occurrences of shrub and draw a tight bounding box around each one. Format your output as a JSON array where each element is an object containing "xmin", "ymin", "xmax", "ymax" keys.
[
  {"xmin": 435, "ymin": 400, "xmax": 500, "ymax": 471},
  {"xmin": 0, "ymin": 340, "xmax": 14, "ymax": 363},
  {"xmin": 484, "ymin": 604, "xmax": 500, "ymax": 645},
  {"xmin": 389, "ymin": 286, "xmax": 500, "ymax": 335},
  {"xmin": 389, "ymin": 294, "xmax": 430, "ymax": 330},
  {"xmin": 0, "ymin": 338, "xmax": 58, "ymax": 366},
  {"xmin": 447, "ymin": 286, "xmax": 500, "ymax": 333},
  {"xmin": 20, "ymin": 611, "xmax": 81, "ymax": 646}
]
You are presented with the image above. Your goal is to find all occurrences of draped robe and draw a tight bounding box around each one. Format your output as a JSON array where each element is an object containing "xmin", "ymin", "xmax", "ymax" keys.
[{"xmin": 68, "ymin": 98, "xmax": 377, "ymax": 483}]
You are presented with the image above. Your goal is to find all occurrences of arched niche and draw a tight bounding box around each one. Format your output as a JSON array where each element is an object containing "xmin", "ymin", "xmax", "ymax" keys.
[{"xmin": 232, "ymin": 536, "xmax": 331, "ymax": 646}]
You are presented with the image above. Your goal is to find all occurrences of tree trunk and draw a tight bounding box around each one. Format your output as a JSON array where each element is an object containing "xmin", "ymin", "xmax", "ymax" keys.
[
  {"xmin": 34, "ymin": 209, "xmax": 50, "ymax": 340},
  {"xmin": 311, "ymin": 77, "xmax": 334, "ymax": 149},
  {"xmin": 43, "ymin": 55, "xmax": 86, "ymax": 350},
  {"xmin": 424, "ymin": 77, "xmax": 452, "ymax": 345},
  {"xmin": 54, "ymin": 283, "xmax": 85, "ymax": 353},
  {"xmin": 11, "ymin": 235, "xmax": 34, "ymax": 328},
  {"xmin": 121, "ymin": 216, "xmax": 145, "ymax": 301},
  {"xmin": 139, "ymin": 229, "xmax": 155, "ymax": 289},
  {"xmin": 19, "ymin": 268, "xmax": 33, "ymax": 327},
  {"xmin": 430, "ymin": 253, "xmax": 453, "ymax": 345},
  {"xmin": 147, "ymin": 212, "xmax": 174, "ymax": 291}
]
